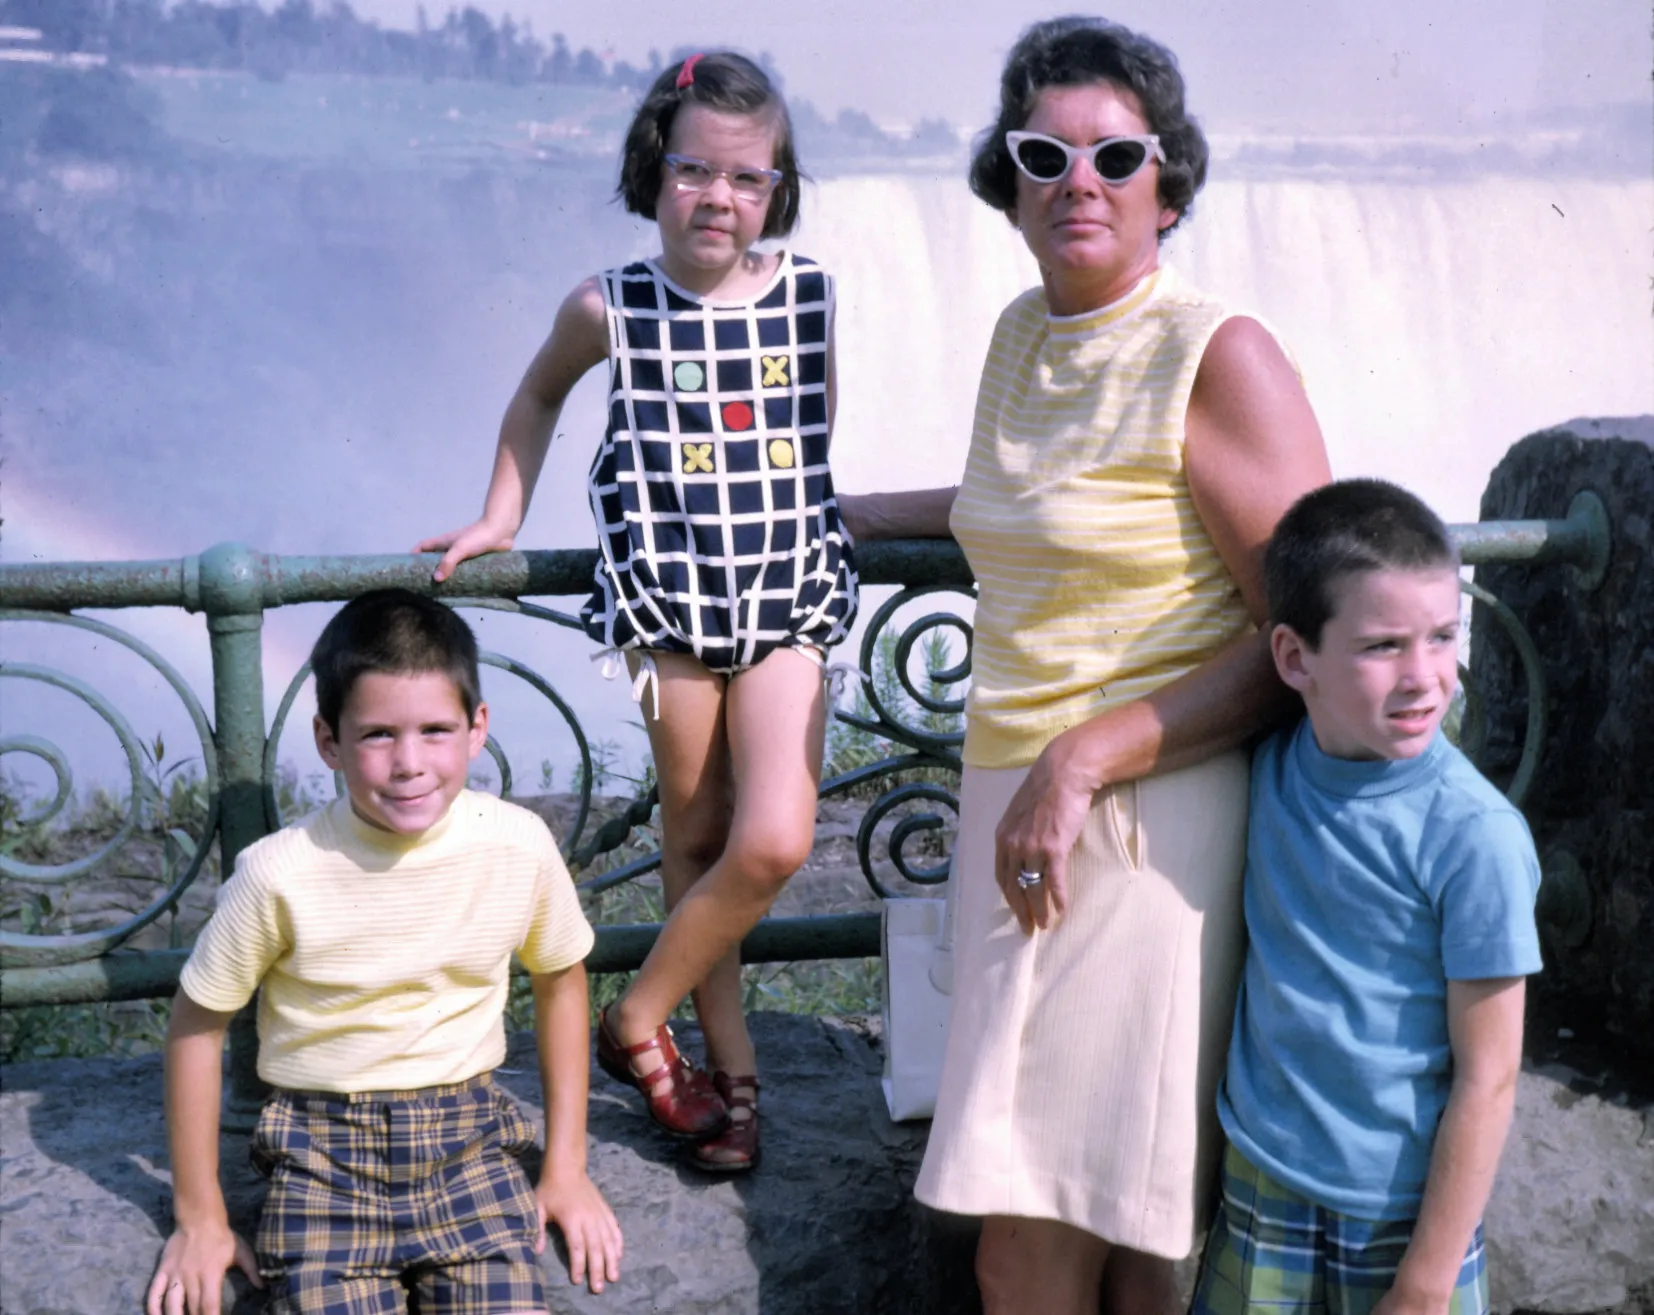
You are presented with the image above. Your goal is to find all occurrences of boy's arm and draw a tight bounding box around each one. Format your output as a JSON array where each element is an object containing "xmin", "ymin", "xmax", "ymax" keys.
[
  {"xmin": 1377, "ymin": 976, "xmax": 1526, "ymax": 1315},
  {"xmin": 531, "ymin": 963, "xmax": 622, "ymax": 1294},
  {"xmin": 418, "ymin": 278, "xmax": 609, "ymax": 582},
  {"xmin": 145, "ymin": 991, "xmax": 263, "ymax": 1315}
]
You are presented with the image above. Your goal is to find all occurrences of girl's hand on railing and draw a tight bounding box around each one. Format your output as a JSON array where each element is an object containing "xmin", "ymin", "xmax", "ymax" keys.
[
  {"xmin": 144, "ymin": 1223, "xmax": 262, "ymax": 1315},
  {"xmin": 414, "ymin": 520, "xmax": 518, "ymax": 584}
]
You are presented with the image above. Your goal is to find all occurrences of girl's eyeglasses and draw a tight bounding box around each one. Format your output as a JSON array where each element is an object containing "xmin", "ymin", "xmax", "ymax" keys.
[
  {"xmin": 663, "ymin": 153, "xmax": 783, "ymax": 203},
  {"xmin": 1004, "ymin": 131, "xmax": 1165, "ymax": 186}
]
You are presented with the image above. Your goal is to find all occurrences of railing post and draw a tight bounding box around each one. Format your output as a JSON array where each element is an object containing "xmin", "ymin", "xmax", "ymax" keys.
[{"xmin": 195, "ymin": 543, "xmax": 271, "ymax": 1131}]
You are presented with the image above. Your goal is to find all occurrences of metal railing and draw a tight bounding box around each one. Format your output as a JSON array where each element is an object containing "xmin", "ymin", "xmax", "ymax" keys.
[{"xmin": 0, "ymin": 499, "xmax": 1609, "ymax": 1110}]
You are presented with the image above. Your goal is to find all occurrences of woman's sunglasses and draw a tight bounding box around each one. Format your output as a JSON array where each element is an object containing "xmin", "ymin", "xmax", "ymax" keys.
[{"xmin": 1005, "ymin": 131, "xmax": 1165, "ymax": 186}]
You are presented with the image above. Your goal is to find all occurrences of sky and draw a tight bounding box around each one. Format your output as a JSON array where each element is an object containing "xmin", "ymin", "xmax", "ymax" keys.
[{"xmin": 344, "ymin": 0, "xmax": 1654, "ymax": 132}]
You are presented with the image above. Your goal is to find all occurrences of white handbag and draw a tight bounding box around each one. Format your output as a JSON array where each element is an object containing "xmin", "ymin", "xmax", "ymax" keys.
[{"xmin": 879, "ymin": 887, "xmax": 956, "ymax": 1122}]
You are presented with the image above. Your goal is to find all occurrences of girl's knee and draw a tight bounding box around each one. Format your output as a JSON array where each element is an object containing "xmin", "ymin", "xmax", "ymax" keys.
[{"xmin": 724, "ymin": 820, "xmax": 813, "ymax": 893}]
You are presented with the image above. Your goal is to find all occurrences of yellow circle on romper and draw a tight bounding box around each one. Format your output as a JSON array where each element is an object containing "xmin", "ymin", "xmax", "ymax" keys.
[
  {"xmin": 768, "ymin": 439, "xmax": 796, "ymax": 468},
  {"xmin": 673, "ymin": 361, "xmax": 705, "ymax": 391}
]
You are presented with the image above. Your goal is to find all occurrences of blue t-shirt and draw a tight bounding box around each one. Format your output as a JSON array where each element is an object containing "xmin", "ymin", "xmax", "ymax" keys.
[{"xmin": 1217, "ymin": 720, "xmax": 1542, "ymax": 1220}]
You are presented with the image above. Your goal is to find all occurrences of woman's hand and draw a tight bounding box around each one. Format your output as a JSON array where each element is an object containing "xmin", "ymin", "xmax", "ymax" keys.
[
  {"xmin": 836, "ymin": 487, "xmax": 959, "ymax": 541},
  {"xmin": 837, "ymin": 492, "xmax": 877, "ymax": 542},
  {"xmin": 414, "ymin": 518, "xmax": 517, "ymax": 584},
  {"xmin": 993, "ymin": 728, "xmax": 1100, "ymax": 932}
]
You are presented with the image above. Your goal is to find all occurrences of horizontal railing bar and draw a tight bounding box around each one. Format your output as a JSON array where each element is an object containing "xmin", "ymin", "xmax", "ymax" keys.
[
  {"xmin": 0, "ymin": 914, "xmax": 882, "ymax": 1008},
  {"xmin": 0, "ymin": 499, "xmax": 1608, "ymax": 613},
  {"xmin": 1452, "ymin": 514, "xmax": 1599, "ymax": 567},
  {"xmin": 0, "ymin": 542, "xmax": 972, "ymax": 612}
]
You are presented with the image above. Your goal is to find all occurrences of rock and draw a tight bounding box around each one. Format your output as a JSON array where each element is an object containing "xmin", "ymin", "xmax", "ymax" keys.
[
  {"xmin": 1486, "ymin": 1066, "xmax": 1654, "ymax": 1313},
  {"xmin": 1, "ymin": 1023, "xmax": 1649, "ymax": 1313},
  {"xmin": 0, "ymin": 1014, "xmax": 939, "ymax": 1315},
  {"xmin": 1473, "ymin": 418, "xmax": 1654, "ymax": 1072}
]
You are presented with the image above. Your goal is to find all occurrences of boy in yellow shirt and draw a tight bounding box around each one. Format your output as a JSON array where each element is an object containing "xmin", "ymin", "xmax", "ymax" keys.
[{"xmin": 146, "ymin": 589, "xmax": 621, "ymax": 1315}]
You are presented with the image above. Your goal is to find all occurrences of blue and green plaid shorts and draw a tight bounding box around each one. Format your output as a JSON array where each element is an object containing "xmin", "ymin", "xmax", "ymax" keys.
[
  {"xmin": 250, "ymin": 1072, "xmax": 548, "ymax": 1315},
  {"xmin": 1191, "ymin": 1144, "xmax": 1489, "ymax": 1315}
]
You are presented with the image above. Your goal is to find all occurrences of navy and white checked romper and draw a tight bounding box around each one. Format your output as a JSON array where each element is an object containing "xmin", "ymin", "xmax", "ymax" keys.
[{"xmin": 581, "ymin": 254, "xmax": 858, "ymax": 675}]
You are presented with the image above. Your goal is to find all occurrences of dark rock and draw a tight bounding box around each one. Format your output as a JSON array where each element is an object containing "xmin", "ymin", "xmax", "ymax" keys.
[
  {"xmin": 0, "ymin": 1014, "xmax": 968, "ymax": 1315},
  {"xmin": 4, "ymin": 1017, "xmax": 1649, "ymax": 1313},
  {"xmin": 1472, "ymin": 417, "xmax": 1654, "ymax": 1077}
]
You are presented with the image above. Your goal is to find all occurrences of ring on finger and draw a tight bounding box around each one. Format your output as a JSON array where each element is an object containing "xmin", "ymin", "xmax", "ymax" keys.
[{"xmin": 1016, "ymin": 869, "xmax": 1043, "ymax": 889}]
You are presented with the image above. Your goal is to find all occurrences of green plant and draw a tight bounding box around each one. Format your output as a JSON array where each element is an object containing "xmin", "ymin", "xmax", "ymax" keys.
[
  {"xmin": 137, "ymin": 731, "xmax": 202, "ymax": 833},
  {"xmin": 0, "ymin": 999, "xmax": 172, "ymax": 1063},
  {"xmin": 825, "ymin": 627, "xmax": 962, "ymax": 793}
]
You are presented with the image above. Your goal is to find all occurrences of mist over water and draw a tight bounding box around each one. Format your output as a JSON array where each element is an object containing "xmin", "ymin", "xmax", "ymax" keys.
[{"xmin": 4, "ymin": 65, "xmax": 1651, "ymax": 792}]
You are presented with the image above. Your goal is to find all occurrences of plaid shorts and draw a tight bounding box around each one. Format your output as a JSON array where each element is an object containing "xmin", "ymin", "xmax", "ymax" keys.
[
  {"xmin": 1192, "ymin": 1144, "xmax": 1489, "ymax": 1315},
  {"xmin": 250, "ymin": 1072, "xmax": 548, "ymax": 1315}
]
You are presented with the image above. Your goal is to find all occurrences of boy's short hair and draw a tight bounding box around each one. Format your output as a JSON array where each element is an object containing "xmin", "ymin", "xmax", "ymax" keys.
[
  {"xmin": 311, "ymin": 589, "xmax": 482, "ymax": 734},
  {"xmin": 615, "ymin": 50, "xmax": 802, "ymax": 239},
  {"xmin": 1265, "ymin": 479, "xmax": 1459, "ymax": 649}
]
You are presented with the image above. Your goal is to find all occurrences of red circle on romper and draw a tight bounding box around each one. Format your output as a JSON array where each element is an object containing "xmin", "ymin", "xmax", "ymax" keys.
[{"xmin": 721, "ymin": 401, "xmax": 755, "ymax": 431}]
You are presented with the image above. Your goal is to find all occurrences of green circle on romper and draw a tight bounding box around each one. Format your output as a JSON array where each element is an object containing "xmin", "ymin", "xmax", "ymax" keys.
[{"xmin": 674, "ymin": 361, "xmax": 706, "ymax": 391}]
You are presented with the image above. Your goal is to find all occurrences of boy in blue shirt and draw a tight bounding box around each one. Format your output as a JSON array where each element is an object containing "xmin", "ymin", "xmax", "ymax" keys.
[{"xmin": 1193, "ymin": 479, "xmax": 1542, "ymax": 1315}]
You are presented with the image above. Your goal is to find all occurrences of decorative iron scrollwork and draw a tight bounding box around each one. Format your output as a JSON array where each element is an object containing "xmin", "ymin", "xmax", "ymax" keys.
[{"xmin": 0, "ymin": 611, "xmax": 220, "ymax": 968}]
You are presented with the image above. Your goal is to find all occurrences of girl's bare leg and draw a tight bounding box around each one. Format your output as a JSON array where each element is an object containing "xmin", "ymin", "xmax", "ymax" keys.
[
  {"xmin": 631, "ymin": 654, "xmax": 747, "ymax": 1073},
  {"xmin": 610, "ymin": 646, "xmax": 826, "ymax": 1075}
]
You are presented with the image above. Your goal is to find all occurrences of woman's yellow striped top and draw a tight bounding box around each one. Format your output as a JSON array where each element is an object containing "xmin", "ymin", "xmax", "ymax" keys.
[{"xmin": 951, "ymin": 266, "xmax": 1254, "ymax": 768}]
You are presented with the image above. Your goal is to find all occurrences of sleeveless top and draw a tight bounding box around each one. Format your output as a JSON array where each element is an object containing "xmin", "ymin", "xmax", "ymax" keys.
[
  {"xmin": 950, "ymin": 265, "xmax": 1257, "ymax": 768},
  {"xmin": 581, "ymin": 253, "xmax": 858, "ymax": 674}
]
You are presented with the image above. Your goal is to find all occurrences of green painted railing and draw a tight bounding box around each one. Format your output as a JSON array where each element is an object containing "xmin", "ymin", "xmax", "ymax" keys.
[{"xmin": 0, "ymin": 502, "xmax": 1610, "ymax": 1113}]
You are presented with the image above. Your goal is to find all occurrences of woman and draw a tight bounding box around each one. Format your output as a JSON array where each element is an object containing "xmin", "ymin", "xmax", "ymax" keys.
[{"xmin": 840, "ymin": 17, "xmax": 1331, "ymax": 1315}]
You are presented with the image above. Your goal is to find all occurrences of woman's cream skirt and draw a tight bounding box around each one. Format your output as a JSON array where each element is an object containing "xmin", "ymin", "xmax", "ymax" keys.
[{"xmin": 914, "ymin": 752, "xmax": 1250, "ymax": 1259}]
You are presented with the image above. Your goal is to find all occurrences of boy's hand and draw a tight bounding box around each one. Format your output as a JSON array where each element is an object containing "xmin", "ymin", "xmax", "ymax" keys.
[
  {"xmin": 145, "ymin": 1222, "xmax": 262, "ymax": 1315},
  {"xmin": 534, "ymin": 1167, "xmax": 623, "ymax": 1294},
  {"xmin": 414, "ymin": 519, "xmax": 517, "ymax": 584},
  {"xmin": 1371, "ymin": 1278, "xmax": 1452, "ymax": 1315}
]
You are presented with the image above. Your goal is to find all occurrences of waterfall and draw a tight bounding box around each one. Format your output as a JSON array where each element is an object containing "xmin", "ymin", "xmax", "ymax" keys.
[
  {"xmin": 801, "ymin": 173, "xmax": 1653, "ymax": 523},
  {"xmin": 6, "ymin": 161, "xmax": 1649, "ymax": 784}
]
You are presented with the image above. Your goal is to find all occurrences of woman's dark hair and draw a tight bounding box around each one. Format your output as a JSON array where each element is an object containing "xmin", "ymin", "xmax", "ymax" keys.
[
  {"xmin": 311, "ymin": 589, "xmax": 482, "ymax": 734},
  {"xmin": 616, "ymin": 51, "xmax": 802, "ymax": 240},
  {"xmin": 970, "ymin": 15, "xmax": 1208, "ymax": 237},
  {"xmin": 1264, "ymin": 479, "xmax": 1460, "ymax": 649}
]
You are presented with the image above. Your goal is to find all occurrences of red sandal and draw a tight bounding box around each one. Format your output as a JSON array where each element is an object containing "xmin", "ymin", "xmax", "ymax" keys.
[
  {"xmin": 691, "ymin": 1072, "xmax": 760, "ymax": 1173},
  {"xmin": 596, "ymin": 1009, "xmax": 729, "ymax": 1139}
]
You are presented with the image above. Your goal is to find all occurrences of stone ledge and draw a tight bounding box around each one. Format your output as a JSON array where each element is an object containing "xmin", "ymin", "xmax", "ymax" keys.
[{"xmin": 1, "ymin": 1014, "xmax": 1650, "ymax": 1314}]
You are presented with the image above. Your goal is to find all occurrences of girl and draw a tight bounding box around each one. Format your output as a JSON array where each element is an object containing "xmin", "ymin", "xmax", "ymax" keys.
[{"xmin": 418, "ymin": 51, "xmax": 857, "ymax": 1174}]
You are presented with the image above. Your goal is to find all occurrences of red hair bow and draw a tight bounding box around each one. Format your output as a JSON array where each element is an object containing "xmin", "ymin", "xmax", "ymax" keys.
[{"xmin": 676, "ymin": 53, "xmax": 704, "ymax": 89}]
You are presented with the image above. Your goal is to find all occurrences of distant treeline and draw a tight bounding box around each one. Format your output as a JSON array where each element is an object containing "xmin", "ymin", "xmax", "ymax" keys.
[
  {"xmin": 2, "ymin": 0, "xmax": 665, "ymax": 87},
  {"xmin": 0, "ymin": 0, "xmax": 961, "ymax": 156}
]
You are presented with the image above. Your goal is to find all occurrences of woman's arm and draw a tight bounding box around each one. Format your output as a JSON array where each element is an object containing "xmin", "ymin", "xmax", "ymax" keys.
[
  {"xmin": 995, "ymin": 315, "xmax": 1331, "ymax": 931},
  {"xmin": 418, "ymin": 277, "xmax": 609, "ymax": 581},
  {"xmin": 838, "ymin": 487, "xmax": 959, "ymax": 540}
]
